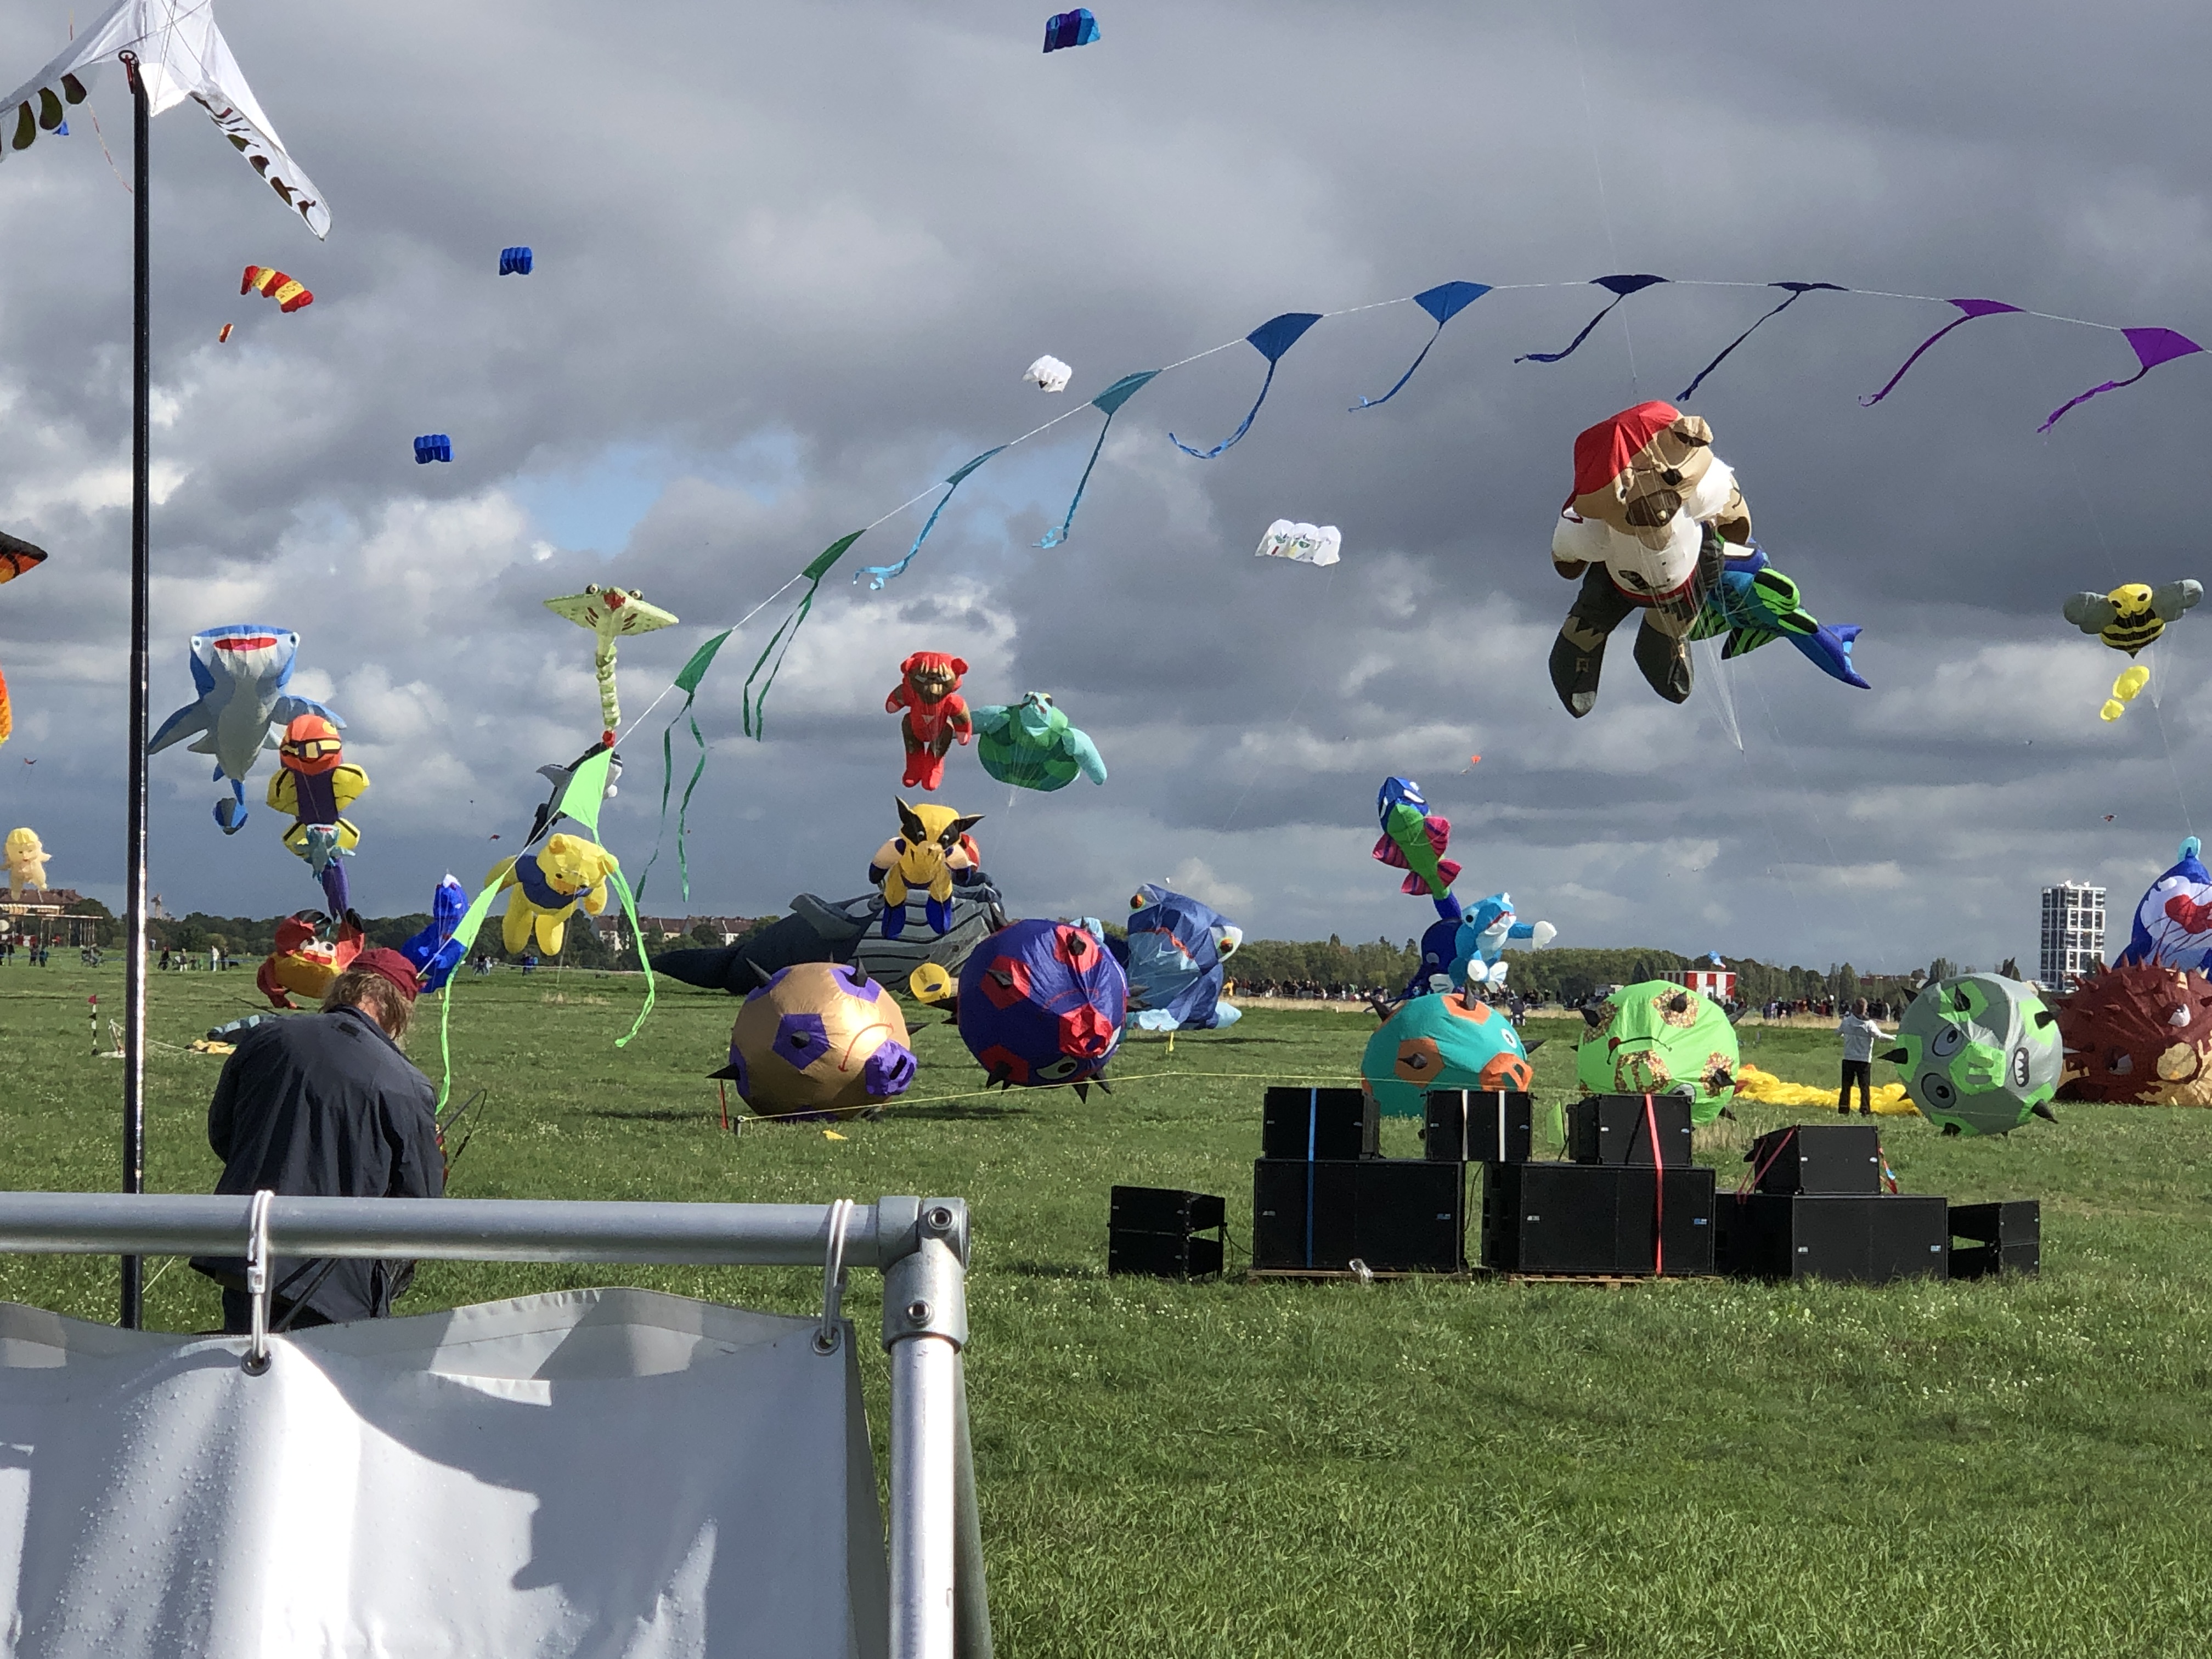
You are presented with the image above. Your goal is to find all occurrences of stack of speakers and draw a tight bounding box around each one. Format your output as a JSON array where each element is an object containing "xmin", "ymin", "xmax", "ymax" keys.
[
  {"xmin": 1716, "ymin": 1124, "xmax": 1968, "ymax": 1284},
  {"xmin": 1482, "ymin": 1094, "xmax": 1715, "ymax": 1277},
  {"xmin": 1250, "ymin": 1086, "xmax": 1466, "ymax": 1273},
  {"xmin": 1108, "ymin": 1186, "xmax": 1226, "ymax": 1279}
]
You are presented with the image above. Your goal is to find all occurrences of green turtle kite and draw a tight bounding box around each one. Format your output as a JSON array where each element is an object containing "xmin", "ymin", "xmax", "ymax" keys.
[{"xmin": 970, "ymin": 692, "xmax": 1107, "ymax": 792}]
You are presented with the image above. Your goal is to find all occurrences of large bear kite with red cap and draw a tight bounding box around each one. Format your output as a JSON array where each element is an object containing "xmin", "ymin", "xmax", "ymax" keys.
[{"xmin": 1547, "ymin": 402, "xmax": 1756, "ymax": 717}]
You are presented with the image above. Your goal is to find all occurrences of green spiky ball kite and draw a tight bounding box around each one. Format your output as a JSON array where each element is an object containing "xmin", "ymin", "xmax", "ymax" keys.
[{"xmin": 1886, "ymin": 974, "xmax": 2061, "ymax": 1136}]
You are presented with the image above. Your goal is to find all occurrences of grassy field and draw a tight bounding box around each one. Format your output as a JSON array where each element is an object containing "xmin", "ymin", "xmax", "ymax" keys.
[{"xmin": 3, "ymin": 962, "xmax": 2210, "ymax": 1657}]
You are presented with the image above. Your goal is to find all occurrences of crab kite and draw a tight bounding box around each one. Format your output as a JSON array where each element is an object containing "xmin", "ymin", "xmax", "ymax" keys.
[
  {"xmin": 972, "ymin": 692, "xmax": 1107, "ymax": 791},
  {"xmin": 545, "ymin": 585, "xmax": 678, "ymax": 742},
  {"xmin": 148, "ymin": 625, "xmax": 341, "ymax": 832}
]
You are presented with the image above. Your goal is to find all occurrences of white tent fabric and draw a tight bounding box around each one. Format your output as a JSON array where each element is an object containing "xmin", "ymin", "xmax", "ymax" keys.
[{"xmin": 0, "ymin": 1288, "xmax": 888, "ymax": 1657}]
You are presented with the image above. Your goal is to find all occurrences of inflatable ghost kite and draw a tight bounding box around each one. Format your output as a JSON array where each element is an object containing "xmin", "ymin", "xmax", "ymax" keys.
[
  {"xmin": 885, "ymin": 653, "xmax": 972, "ymax": 791},
  {"xmin": 1122, "ymin": 883, "xmax": 1242, "ymax": 1031},
  {"xmin": 956, "ymin": 918, "xmax": 1125, "ymax": 1093},
  {"xmin": 4, "ymin": 827, "xmax": 49, "ymax": 898},
  {"xmin": 1883, "ymin": 974, "xmax": 2060, "ymax": 1136},
  {"xmin": 267, "ymin": 713, "xmax": 366, "ymax": 918},
  {"xmin": 1548, "ymin": 402, "xmax": 1757, "ymax": 716},
  {"xmin": 972, "ymin": 692, "xmax": 1107, "ymax": 791},
  {"xmin": 545, "ymin": 585, "xmax": 678, "ymax": 742},
  {"xmin": 1024, "ymin": 356, "xmax": 1071, "ymax": 392},
  {"xmin": 2063, "ymin": 580, "xmax": 2200, "ymax": 721},
  {"xmin": 1575, "ymin": 980, "xmax": 1739, "ymax": 1126},
  {"xmin": 710, "ymin": 961, "xmax": 918, "ymax": 1121},
  {"xmin": 488, "ymin": 832, "xmax": 618, "ymax": 957},
  {"xmin": 870, "ymin": 800, "xmax": 984, "ymax": 940},
  {"xmin": 0, "ymin": 529, "xmax": 48, "ymax": 747},
  {"xmin": 1362, "ymin": 989, "xmax": 1533, "ymax": 1119},
  {"xmin": 148, "ymin": 625, "xmax": 341, "ymax": 832}
]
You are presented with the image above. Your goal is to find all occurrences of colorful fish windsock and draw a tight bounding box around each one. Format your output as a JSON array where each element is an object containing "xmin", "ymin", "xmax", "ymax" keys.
[
  {"xmin": 241, "ymin": 265, "xmax": 312, "ymax": 313},
  {"xmin": 1372, "ymin": 777, "xmax": 1460, "ymax": 900}
]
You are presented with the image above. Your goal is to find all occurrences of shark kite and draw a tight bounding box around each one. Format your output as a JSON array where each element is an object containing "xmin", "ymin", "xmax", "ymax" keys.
[{"xmin": 148, "ymin": 626, "xmax": 342, "ymax": 833}]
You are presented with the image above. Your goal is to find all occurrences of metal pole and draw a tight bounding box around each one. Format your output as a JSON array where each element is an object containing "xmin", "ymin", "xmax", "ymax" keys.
[
  {"xmin": 119, "ymin": 52, "xmax": 151, "ymax": 1330},
  {"xmin": 881, "ymin": 1203, "xmax": 970, "ymax": 1659}
]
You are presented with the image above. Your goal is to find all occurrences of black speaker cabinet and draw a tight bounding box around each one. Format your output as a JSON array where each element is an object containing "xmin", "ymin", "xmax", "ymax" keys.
[
  {"xmin": 1480, "ymin": 1162, "xmax": 1714, "ymax": 1277},
  {"xmin": 1424, "ymin": 1090, "xmax": 1534, "ymax": 1163},
  {"xmin": 1713, "ymin": 1193, "xmax": 1948, "ymax": 1284},
  {"xmin": 1746, "ymin": 1124, "xmax": 1882, "ymax": 1195},
  {"xmin": 1261, "ymin": 1086, "xmax": 1379, "ymax": 1161},
  {"xmin": 1108, "ymin": 1231, "xmax": 1224, "ymax": 1279},
  {"xmin": 1568, "ymin": 1094, "xmax": 1695, "ymax": 1166},
  {"xmin": 1107, "ymin": 1184, "xmax": 1227, "ymax": 1280},
  {"xmin": 1949, "ymin": 1199, "xmax": 2040, "ymax": 1278},
  {"xmin": 1110, "ymin": 1186, "xmax": 1227, "ymax": 1237},
  {"xmin": 1251, "ymin": 1159, "xmax": 1463, "ymax": 1272}
]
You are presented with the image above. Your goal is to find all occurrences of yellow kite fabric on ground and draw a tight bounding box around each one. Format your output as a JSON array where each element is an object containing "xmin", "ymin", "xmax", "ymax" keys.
[{"xmin": 1733, "ymin": 1060, "xmax": 1917, "ymax": 1116}]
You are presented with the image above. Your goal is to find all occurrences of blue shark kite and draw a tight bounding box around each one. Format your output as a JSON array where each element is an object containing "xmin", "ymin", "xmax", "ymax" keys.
[{"xmin": 148, "ymin": 625, "xmax": 342, "ymax": 833}]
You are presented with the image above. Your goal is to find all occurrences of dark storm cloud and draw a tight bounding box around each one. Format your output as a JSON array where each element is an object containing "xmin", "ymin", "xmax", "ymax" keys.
[{"xmin": 0, "ymin": 0, "xmax": 2204, "ymax": 975}]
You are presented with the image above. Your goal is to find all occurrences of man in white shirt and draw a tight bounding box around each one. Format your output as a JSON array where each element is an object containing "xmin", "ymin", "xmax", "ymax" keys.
[{"xmin": 1836, "ymin": 997, "xmax": 1886, "ymax": 1116}]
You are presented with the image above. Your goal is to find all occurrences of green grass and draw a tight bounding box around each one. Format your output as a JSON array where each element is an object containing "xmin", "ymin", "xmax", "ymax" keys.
[{"xmin": 5, "ymin": 964, "xmax": 2212, "ymax": 1656}]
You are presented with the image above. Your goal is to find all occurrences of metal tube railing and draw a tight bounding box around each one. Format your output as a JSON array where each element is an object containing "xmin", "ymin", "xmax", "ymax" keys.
[{"xmin": 0, "ymin": 1190, "xmax": 985, "ymax": 1659}]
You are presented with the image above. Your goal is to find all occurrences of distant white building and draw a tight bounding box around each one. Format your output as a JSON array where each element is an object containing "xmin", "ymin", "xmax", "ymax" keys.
[{"xmin": 2040, "ymin": 882, "xmax": 2106, "ymax": 988}]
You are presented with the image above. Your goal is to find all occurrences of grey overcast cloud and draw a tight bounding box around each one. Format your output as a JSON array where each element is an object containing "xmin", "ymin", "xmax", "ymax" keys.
[{"xmin": 0, "ymin": 0, "xmax": 2204, "ymax": 973}]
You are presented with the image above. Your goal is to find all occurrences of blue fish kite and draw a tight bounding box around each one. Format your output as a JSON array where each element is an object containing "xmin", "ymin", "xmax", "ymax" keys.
[{"xmin": 148, "ymin": 625, "xmax": 342, "ymax": 833}]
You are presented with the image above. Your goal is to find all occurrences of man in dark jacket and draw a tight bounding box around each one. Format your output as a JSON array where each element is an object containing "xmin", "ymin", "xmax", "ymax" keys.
[{"xmin": 191, "ymin": 947, "xmax": 443, "ymax": 1332}]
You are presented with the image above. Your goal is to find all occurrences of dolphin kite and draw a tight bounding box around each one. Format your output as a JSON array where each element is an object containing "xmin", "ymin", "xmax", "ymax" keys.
[{"xmin": 148, "ymin": 626, "xmax": 341, "ymax": 833}]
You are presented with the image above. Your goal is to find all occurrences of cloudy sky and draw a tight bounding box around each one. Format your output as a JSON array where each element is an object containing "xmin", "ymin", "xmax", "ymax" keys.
[{"xmin": 0, "ymin": 0, "xmax": 2205, "ymax": 974}]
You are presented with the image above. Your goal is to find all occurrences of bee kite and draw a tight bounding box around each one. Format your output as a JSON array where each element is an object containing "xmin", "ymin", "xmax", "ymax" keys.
[{"xmin": 2063, "ymin": 579, "xmax": 2201, "ymax": 721}]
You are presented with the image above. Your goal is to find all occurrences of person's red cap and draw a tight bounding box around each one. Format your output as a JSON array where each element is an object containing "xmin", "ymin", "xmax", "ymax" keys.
[{"xmin": 351, "ymin": 947, "xmax": 420, "ymax": 1002}]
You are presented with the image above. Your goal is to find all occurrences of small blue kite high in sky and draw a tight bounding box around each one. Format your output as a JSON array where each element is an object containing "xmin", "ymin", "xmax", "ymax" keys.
[
  {"xmin": 499, "ymin": 246, "xmax": 533, "ymax": 275},
  {"xmin": 1044, "ymin": 9, "xmax": 1099, "ymax": 51},
  {"xmin": 414, "ymin": 434, "xmax": 452, "ymax": 464}
]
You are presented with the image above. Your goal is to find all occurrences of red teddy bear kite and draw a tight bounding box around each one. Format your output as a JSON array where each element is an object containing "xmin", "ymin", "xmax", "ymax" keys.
[{"xmin": 884, "ymin": 652, "xmax": 973, "ymax": 791}]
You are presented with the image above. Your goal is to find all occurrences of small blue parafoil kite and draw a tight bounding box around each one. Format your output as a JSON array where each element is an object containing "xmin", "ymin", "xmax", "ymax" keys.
[
  {"xmin": 414, "ymin": 435, "xmax": 453, "ymax": 465},
  {"xmin": 1044, "ymin": 9, "xmax": 1099, "ymax": 51},
  {"xmin": 499, "ymin": 246, "xmax": 533, "ymax": 276}
]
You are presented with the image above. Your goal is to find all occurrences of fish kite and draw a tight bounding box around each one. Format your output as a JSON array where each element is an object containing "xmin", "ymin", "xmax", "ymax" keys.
[
  {"xmin": 147, "ymin": 625, "xmax": 341, "ymax": 832},
  {"xmin": 0, "ymin": 0, "xmax": 330, "ymax": 238},
  {"xmin": 1688, "ymin": 544, "xmax": 1869, "ymax": 689},
  {"xmin": 2064, "ymin": 580, "xmax": 2199, "ymax": 721},
  {"xmin": 0, "ymin": 529, "xmax": 49, "ymax": 747},
  {"xmin": 544, "ymin": 585, "xmax": 678, "ymax": 742},
  {"xmin": 1373, "ymin": 776, "xmax": 1462, "ymax": 906}
]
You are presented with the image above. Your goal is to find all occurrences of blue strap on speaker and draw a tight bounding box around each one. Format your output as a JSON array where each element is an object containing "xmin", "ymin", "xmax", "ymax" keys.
[{"xmin": 1305, "ymin": 1087, "xmax": 1319, "ymax": 1268}]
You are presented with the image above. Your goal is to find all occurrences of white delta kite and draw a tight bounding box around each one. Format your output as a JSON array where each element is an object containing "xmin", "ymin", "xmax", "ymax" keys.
[
  {"xmin": 0, "ymin": 0, "xmax": 329, "ymax": 238},
  {"xmin": 1256, "ymin": 520, "xmax": 1340, "ymax": 566}
]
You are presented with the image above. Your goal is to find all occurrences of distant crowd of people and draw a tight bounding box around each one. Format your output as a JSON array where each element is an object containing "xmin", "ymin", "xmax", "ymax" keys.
[
  {"xmin": 0, "ymin": 939, "xmax": 54, "ymax": 966},
  {"xmin": 1759, "ymin": 995, "xmax": 1900, "ymax": 1023}
]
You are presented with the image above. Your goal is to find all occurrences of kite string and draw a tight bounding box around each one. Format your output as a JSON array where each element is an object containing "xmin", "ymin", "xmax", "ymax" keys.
[
  {"xmin": 1746, "ymin": 669, "xmax": 1885, "ymax": 975},
  {"xmin": 1566, "ymin": 0, "xmax": 1637, "ymax": 391}
]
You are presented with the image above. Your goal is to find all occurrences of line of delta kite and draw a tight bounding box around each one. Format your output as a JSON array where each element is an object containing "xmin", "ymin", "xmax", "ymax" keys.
[{"xmin": 0, "ymin": 2, "xmax": 2204, "ymax": 1132}]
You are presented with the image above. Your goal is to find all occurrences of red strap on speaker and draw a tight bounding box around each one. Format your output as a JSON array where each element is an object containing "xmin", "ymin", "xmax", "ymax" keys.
[
  {"xmin": 1741, "ymin": 1124, "xmax": 1797, "ymax": 1197},
  {"xmin": 1644, "ymin": 1093, "xmax": 1664, "ymax": 1277}
]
